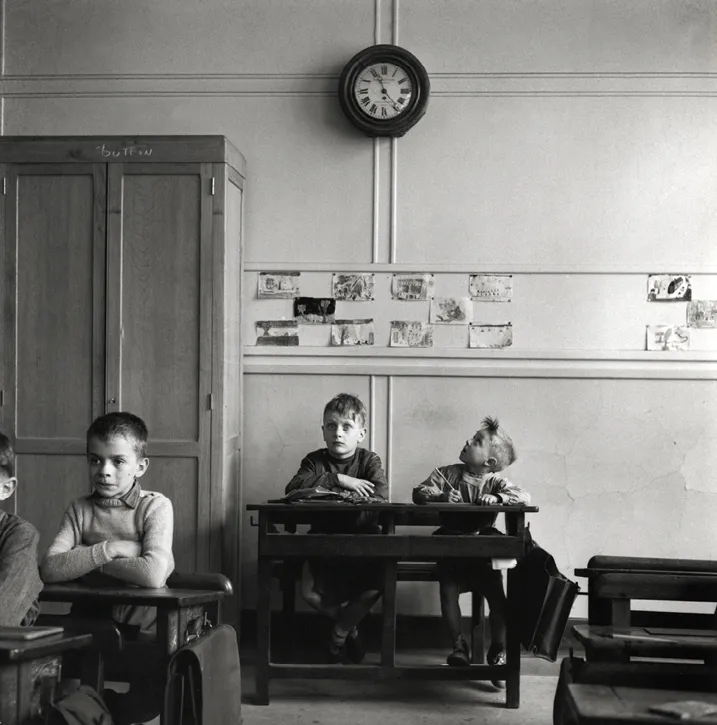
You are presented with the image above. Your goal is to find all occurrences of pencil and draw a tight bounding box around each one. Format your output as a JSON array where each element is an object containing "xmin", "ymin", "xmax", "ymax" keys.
[{"xmin": 433, "ymin": 467, "xmax": 455, "ymax": 490}]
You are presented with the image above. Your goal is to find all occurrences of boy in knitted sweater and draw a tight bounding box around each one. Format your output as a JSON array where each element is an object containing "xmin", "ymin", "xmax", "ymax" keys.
[{"xmin": 41, "ymin": 411, "xmax": 174, "ymax": 725}]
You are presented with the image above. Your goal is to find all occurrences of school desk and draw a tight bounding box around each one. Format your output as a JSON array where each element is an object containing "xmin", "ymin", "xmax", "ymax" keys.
[
  {"xmin": 39, "ymin": 582, "xmax": 227, "ymax": 724},
  {"xmin": 566, "ymin": 684, "xmax": 717, "ymax": 725},
  {"xmin": 246, "ymin": 501, "xmax": 538, "ymax": 708},
  {"xmin": 0, "ymin": 628, "xmax": 93, "ymax": 725}
]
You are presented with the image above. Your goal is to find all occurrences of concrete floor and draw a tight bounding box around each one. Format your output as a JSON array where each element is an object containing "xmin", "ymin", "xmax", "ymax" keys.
[{"xmin": 240, "ymin": 649, "xmax": 561, "ymax": 725}]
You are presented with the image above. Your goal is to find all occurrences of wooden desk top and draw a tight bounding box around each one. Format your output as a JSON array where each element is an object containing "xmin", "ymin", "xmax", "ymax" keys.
[
  {"xmin": 568, "ymin": 684, "xmax": 717, "ymax": 724},
  {"xmin": 248, "ymin": 502, "xmax": 539, "ymax": 514},
  {"xmin": 0, "ymin": 631, "xmax": 93, "ymax": 663},
  {"xmin": 40, "ymin": 583, "xmax": 226, "ymax": 608}
]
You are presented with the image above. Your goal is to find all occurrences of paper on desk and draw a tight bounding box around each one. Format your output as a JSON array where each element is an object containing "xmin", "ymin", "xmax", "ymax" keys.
[{"xmin": 491, "ymin": 558, "xmax": 517, "ymax": 570}]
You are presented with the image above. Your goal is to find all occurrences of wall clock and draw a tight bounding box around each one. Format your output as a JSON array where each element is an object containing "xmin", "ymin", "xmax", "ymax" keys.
[{"xmin": 338, "ymin": 44, "xmax": 430, "ymax": 138}]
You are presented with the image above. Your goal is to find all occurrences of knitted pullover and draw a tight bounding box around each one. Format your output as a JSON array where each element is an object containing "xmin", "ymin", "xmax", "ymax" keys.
[
  {"xmin": 40, "ymin": 483, "xmax": 174, "ymax": 588},
  {"xmin": 0, "ymin": 511, "xmax": 43, "ymax": 625},
  {"xmin": 412, "ymin": 464, "xmax": 531, "ymax": 533}
]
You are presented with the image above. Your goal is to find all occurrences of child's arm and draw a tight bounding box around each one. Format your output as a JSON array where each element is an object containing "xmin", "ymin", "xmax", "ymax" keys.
[
  {"xmin": 99, "ymin": 495, "xmax": 174, "ymax": 588},
  {"xmin": 412, "ymin": 466, "xmax": 459, "ymax": 504},
  {"xmin": 358, "ymin": 451, "xmax": 388, "ymax": 500},
  {"xmin": 285, "ymin": 454, "xmax": 335, "ymax": 493},
  {"xmin": 0, "ymin": 520, "xmax": 43, "ymax": 626},
  {"xmin": 481, "ymin": 474, "xmax": 531, "ymax": 505},
  {"xmin": 40, "ymin": 504, "xmax": 114, "ymax": 583}
]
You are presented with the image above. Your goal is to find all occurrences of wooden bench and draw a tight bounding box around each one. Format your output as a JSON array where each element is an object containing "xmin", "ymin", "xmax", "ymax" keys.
[
  {"xmin": 273, "ymin": 559, "xmax": 489, "ymax": 663},
  {"xmin": 573, "ymin": 555, "xmax": 717, "ymax": 663}
]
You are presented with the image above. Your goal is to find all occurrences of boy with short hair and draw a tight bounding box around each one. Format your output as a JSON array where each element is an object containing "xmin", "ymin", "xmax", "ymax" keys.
[
  {"xmin": 41, "ymin": 412, "xmax": 174, "ymax": 724},
  {"xmin": 0, "ymin": 432, "xmax": 43, "ymax": 626},
  {"xmin": 286, "ymin": 393, "xmax": 387, "ymax": 663},
  {"xmin": 413, "ymin": 416, "xmax": 530, "ymax": 684}
]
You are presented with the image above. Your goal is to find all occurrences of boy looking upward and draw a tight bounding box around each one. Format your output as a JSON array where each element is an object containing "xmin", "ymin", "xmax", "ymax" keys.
[
  {"xmin": 413, "ymin": 417, "xmax": 530, "ymax": 684},
  {"xmin": 285, "ymin": 393, "xmax": 387, "ymax": 663},
  {"xmin": 0, "ymin": 432, "xmax": 43, "ymax": 626}
]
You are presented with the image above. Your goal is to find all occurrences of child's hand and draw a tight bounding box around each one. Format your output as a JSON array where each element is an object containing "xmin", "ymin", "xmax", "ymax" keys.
[
  {"xmin": 478, "ymin": 494, "xmax": 499, "ymax": 505},
  {"xmin": 443, "ymin": 489, "xmax": 463, "ymax": 503},
  {"xmin": 336, "ymin": 474, "xmax": 375, "ymax": 498},
  {"xmin": 106, "ymin": 540, "xmax": 142, "ymax": 559}
]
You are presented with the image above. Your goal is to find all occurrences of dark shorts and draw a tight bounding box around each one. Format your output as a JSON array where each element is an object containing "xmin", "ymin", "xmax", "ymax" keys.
[
  {"xmin": 433, "ymin": 526, "xmax": 504, "ymax": 594},
  {"xmin": 308, "ymin": 558, "xmax": 384, "ymax": 606}
]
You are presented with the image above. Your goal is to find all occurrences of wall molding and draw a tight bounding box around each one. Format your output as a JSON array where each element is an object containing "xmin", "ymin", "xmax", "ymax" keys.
[
  {"xmin": 244, "ymin": 262, "xmax": 717, "ymax": 274},
  {"xmin": 4, "ymin": 72, "xmax": 717, "ymax": 98},
  {"xmin": 243, "ymin": 348, "xmax": 717, "ymax": 379}
]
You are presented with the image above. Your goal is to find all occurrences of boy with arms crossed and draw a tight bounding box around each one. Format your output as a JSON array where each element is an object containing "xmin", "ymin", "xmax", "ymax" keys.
[
  {"xmin": 41, "ymin": 412, "xmax": 174, "ymax": 724},
  {"xmin": 0, "ymin": 432, "xmax": 43, "ymax": 626},
  {"xmin": 286, "ymin": 393, "xmax": 387, "ymax": 663},
  {"xmin": 413, "ymin": 417, "xmax": 530, "ymax": 685}
]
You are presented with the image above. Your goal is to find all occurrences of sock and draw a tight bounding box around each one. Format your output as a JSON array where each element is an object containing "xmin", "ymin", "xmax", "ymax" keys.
[{"xmin": 330, "ymin": 624, "xmax": 350, "ymax": 651}]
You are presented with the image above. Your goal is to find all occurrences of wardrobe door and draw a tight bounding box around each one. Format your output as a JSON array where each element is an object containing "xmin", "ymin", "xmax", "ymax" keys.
[
  {"xmin": 106, "ymin": 163, "xmax": 213, "ymax": 572},
  {"xmin": 0, "ymin": 164, "xmax": 106, "ymax": 553}
]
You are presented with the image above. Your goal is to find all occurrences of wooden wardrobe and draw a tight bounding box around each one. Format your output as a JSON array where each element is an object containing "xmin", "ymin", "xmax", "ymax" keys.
[{"xmin": 0, "ymin": 136, "xmax": 245, "ymax": 600}]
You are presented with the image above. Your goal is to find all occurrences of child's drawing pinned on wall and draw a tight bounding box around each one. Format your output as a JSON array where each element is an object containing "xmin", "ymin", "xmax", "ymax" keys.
[
  {"xmin": 687, "ymin": 300, "xmax": 717, "ymax": 328},
  {"xmin": 391, "ymin": 273, "xmax": 435, "ymax": 301},
  {"xmin": 469, "ymin": 274, "xmax": 513, "ymax": 302},
  {"xmin": 333, "ymin": 273, "xmax": 375, "ymax": 301},
  {"xmin": 430, "ymin": 297, "xmax": 472, "ymax": 324},
  {"xmin": 293, "ymin": 297, "xmax": 336, "ymax": 324},
  {"xmin": 646, "ymin": 325, "xmax": 690, "ymax": 351},
  {"xmin": 331, "ymin": 319, "xmax": 374, "ymax": 346},
  {"xmin": 258, "ymin": 272, "xmax": 300, "ymax": 298},
  {"xmin": 647, "ymin": 274, "xmax": 691, "ymax": 302},
  {"xmin": 389, "ymin": 321, "xmax": 433, "ymax": 348}
]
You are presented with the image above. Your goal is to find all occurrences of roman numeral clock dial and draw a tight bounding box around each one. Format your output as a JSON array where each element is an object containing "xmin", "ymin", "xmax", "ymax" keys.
[{"xmin": 339, "ymin": 44, "xmax": 430, "ymax": 138}]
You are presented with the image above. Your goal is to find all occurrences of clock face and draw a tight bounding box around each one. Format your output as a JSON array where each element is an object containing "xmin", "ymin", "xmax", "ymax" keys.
[{"xmin": 352, "ymin": 62, "xmax": 414, "ymax": 120}]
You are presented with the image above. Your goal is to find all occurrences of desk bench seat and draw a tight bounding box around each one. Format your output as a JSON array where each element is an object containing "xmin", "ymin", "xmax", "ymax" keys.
[{"xmin": 573, "ymin": 624, "xmax": 717, "ymax": 661}]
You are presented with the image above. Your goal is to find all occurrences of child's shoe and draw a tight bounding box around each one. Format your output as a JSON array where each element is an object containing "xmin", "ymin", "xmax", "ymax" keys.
[
  {"xmin": 488, "ymin": 646, "xmax": 506, "ymax": 688},
  {"xmin": 345, "ymin": 627, "xmax": 365, "ymax": 664},
  {"xmin": 446, "ymin": 635, "xmax": 470, "ymax": 666},
  {"xmin": 328, "ymin": 640, "xmax": 348, "ymax": 664}
]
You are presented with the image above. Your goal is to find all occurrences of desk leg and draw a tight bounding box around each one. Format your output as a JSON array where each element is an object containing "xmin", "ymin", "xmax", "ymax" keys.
[
  {"xmin": 505, "ymin": 568, "xmax": 520, "ymax": 709},
  {"xmin": 256, "ymin": 555, "xmax": 272, "ymax": 705},
  {"xmin": 381, "ymin": 560, "xmax": 397, "ymax": 667}
]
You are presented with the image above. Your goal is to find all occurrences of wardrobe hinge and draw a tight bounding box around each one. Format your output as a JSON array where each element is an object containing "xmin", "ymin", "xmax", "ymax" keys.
[
  {"xmin": 208, "ymin": 393, "xmax": 214, "ymax": 410},
  {"xmin": 2, "ymin": 178, "xmax": 6, "ymax": 195},
  {"xmin": 0, "ymin": 390, "xmax": 4, "ymax": 406},
  {"xmin": 210, "ymin": 177, "xmax": 215, "ymax": 195}
]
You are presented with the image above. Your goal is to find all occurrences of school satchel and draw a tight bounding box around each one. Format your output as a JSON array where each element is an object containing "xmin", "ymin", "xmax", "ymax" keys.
[
  {"xmin": 164, "ymin": 624, "xmax": 242, "ymax": 725},
  {"xmin": 515, "ymin": 534, "xmax": 579, "ymax": 662}
]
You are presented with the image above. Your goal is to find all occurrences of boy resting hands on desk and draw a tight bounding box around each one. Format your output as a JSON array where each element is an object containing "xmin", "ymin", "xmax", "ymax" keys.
[
  {"xmin": 412, "ymin": 416, "xmax": 530, "ymax": 683},
  {"xmin": 40, "ymin": 412, "xmax": 174, "ymax": 725},
  {"xmin": 285, "ymin": 393, "xmax": 388, "ymax": 664},
  {"xmin": 0, "ymin": 432, "xmax": 43, "ymax": 626}
]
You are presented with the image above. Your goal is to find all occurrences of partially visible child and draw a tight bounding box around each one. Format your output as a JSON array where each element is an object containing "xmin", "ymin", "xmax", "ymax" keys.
[
  {"xmin": 40, "ymin": 412, "xmax": 174, "ymax": 725},
  {"xmin": 0, "ymin": 432, "xmax": 42, "ymax": 626},
  {"xmin": 412, "ymin": 416, "xmax": 530, "ymax": 685},
  {"xmin": 285, "ymin": 393, "xmax": 388, "ymax": 663}
]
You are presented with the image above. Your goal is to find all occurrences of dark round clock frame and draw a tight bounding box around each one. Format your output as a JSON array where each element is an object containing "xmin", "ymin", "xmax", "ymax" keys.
[{"xmin": 338, "ymin": 44, "xmax": 430, "ymax": 138}]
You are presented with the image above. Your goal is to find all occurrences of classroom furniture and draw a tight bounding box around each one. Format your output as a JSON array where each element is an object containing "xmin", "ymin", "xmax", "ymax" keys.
[
  {"xmin": 0, "ymin": 135, "xmax": 245, "ymax": 585},
  {"xmin": 0, "ymin": 628, "xmax": 93, "ymax": 725},
  {"xmin": 247, "ymin": 501, "xmax": 538, "ymax": 708},
  {"xmin": 273, "ymin": 559, "xmax": 488, "ymax": 663},
  {"xmin": 38, "ymin": 576, "xmax": 230, "ymax": 725},
  {"xmin": 573, "ymin": 555, "xmax": 717, "ymax": 663},
  {"xmin": 565, "ymin": 684, "xmax": 717, "ymax": 725}
]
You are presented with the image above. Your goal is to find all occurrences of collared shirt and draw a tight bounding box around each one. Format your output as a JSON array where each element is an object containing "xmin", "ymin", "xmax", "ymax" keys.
[{"xmin": 90, "ymin": 480, "xmax": 141, "ymax": 509}]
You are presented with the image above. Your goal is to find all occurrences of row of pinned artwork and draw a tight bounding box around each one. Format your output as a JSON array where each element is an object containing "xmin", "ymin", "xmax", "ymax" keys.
[
  {"xmin": 257, "ymin": 272, "xmax": 513, "ymax": 302},
  {"xmin": 256, "ymin": 318, "xmax": 513, "ymax": 348},
  {"xmin": 254, "ymin": 271, "xmax": 514, "ymax": 348},
  {"xmin": 645, "ymin": 274, "xmax": 717, "ymax": 351}
]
